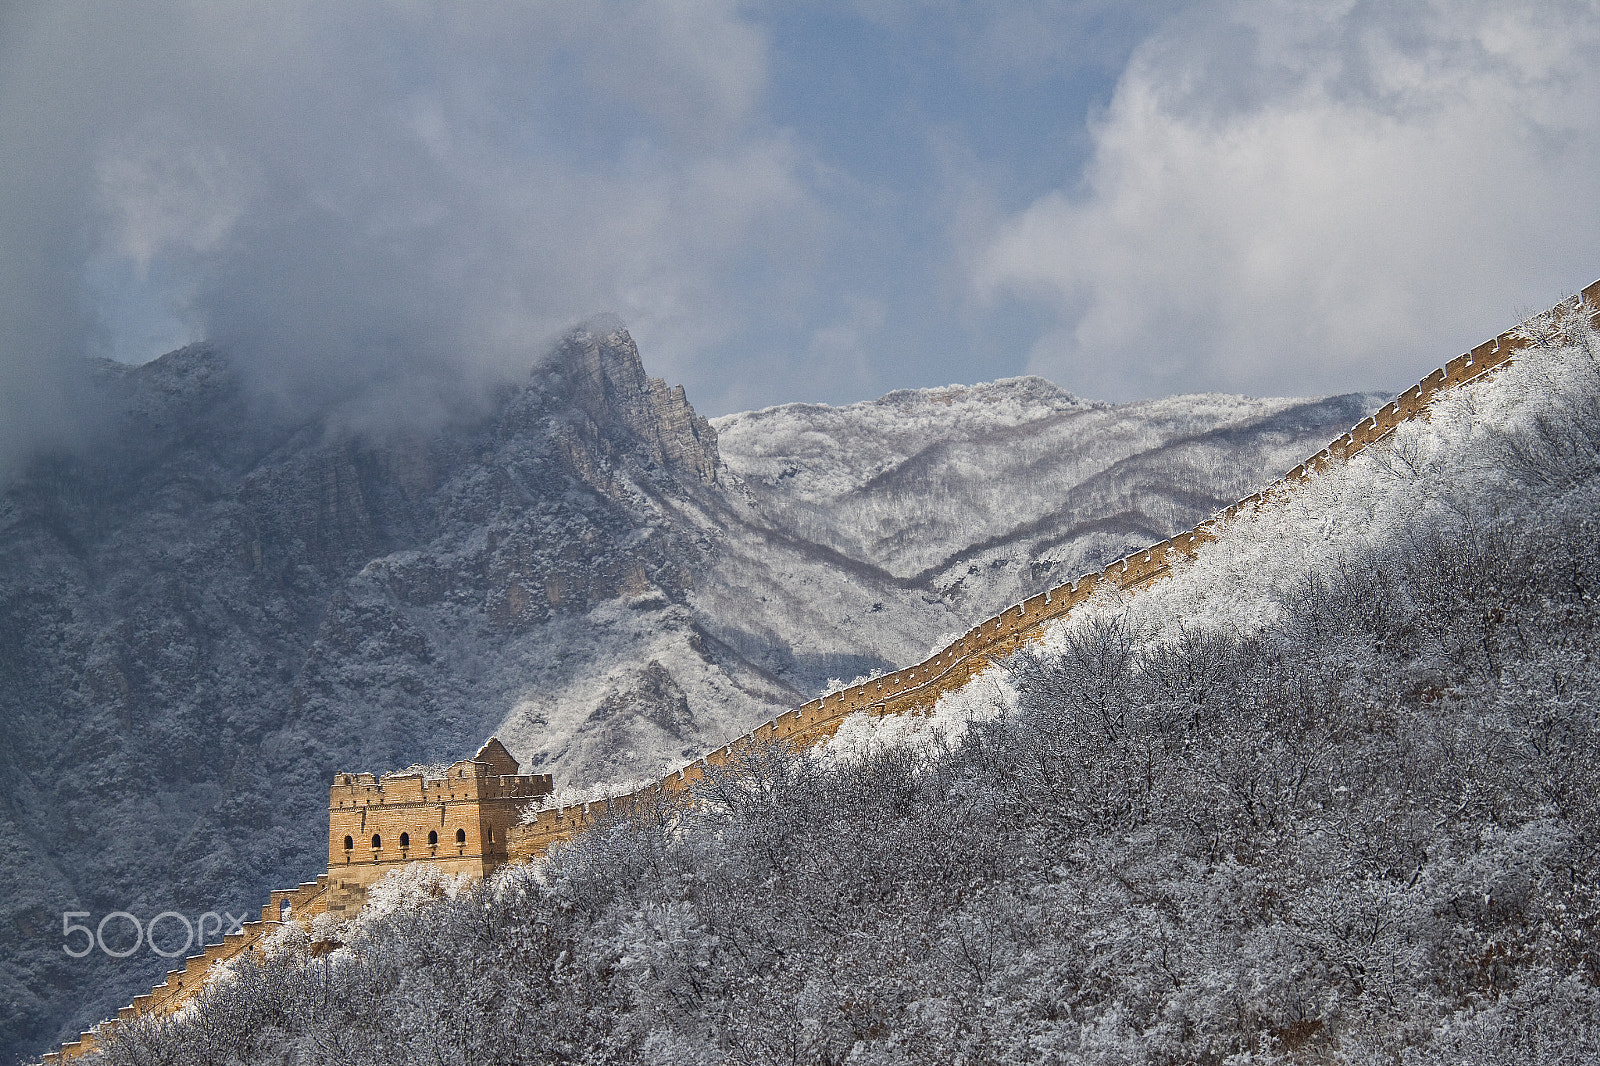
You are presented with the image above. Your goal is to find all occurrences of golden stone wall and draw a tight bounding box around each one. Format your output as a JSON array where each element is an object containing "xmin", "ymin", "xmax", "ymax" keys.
[
  {"xmin": 503, "ymin": 280, "xmax": 1600, "ymax": 865},
  {"xmin": 324, "ymin": 739, "xmax": 552, "ymax": 917}
]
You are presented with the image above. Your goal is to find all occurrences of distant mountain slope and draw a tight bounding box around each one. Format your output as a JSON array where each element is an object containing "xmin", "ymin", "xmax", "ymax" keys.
[
  {"xmin": 1, "ymin": 327, "xmax": 1372, "ymax": 1061},
  {"xmin": 0, "ymin": 325, "xmax": 753, "ymax": 1059},
  {"xmin": 701, "ymin": 380, "xmax": 1380, "ymax": 663}
]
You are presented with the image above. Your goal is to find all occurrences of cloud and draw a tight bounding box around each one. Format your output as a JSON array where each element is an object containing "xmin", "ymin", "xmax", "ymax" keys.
[
  {"xmin": 973, "ymin": 0, "xmax": 1600, "ymax": 401},
  {"xmin": 96, "ymin": 131, "xmax": 249, "ymax": 274},
  {"xmin": 0, "ymin": 0, "xmax": 821, "ymax": 473},
  {"xmin": 7, "ymin": 0, "xmax": 1599, "ymax": 481}
]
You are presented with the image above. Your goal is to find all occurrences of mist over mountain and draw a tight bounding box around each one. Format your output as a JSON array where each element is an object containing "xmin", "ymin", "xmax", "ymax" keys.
[{"xmin": 0, "ymin": 325, "xmax": 1374, "ymax": 1059}]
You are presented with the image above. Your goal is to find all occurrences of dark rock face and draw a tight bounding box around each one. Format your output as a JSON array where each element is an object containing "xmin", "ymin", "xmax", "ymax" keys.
[{"xmin": 555, "ymin": 322, "xmax": 719, "ymax": 485}]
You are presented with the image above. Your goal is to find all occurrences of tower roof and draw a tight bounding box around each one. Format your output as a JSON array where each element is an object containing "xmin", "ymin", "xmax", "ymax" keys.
[{"xmin": 474, "ymin": 737, "xmax": 519, "ymax": 776}]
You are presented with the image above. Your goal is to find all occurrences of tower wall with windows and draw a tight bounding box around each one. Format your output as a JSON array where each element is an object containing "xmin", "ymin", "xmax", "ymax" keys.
[{"xmin": 324, "ymin": 739, "xmax": 553, "ymax": 917}]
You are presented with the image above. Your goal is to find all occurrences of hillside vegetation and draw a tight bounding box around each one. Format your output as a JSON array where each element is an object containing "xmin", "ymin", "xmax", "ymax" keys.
[{"xmin": 77, "ymin": 304, "xmax": 1600, "ymax": 1065}]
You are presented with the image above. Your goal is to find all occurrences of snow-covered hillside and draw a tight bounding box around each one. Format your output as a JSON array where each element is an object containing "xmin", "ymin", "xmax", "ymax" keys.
[
  {"xmin": 716, "ymin": 379, "xmax": 1341, "ymax": 583},
  {"xmin": 828, "ymin": 299, "xmax": 1600, "ymax": 759},
  {"xmin": 684, "ymin": 378, "xmax": 1378, "ymax": 688},
  {"xmin": 84, "ymin": 300, "xmax": 1600, "ymax": 1064}
]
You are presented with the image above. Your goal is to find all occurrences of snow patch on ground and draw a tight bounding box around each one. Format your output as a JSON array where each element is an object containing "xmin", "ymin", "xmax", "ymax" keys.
[{"xmin": 816, "ymin": 666, "xmax": 1019, "ymax": 766}]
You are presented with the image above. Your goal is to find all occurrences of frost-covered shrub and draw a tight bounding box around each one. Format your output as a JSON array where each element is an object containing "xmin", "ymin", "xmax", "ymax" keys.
[{"xmin": 358, "ymin": 860, "xmax": 471, "ymax": 922}]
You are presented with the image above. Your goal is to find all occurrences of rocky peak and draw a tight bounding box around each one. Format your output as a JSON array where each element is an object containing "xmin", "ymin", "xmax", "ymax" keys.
[{"xmin": 554, "ymin": 321, "xmax": 720, "ymax": 483}]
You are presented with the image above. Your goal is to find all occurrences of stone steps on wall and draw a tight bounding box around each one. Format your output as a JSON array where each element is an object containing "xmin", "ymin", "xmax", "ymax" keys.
[{"xmin": 41, "ymin": 876, "xmax": 332, "ymax": 1062}]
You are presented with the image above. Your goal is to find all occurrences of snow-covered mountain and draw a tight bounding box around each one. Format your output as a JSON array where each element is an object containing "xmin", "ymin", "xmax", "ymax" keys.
[
  {"xmin": 72, "ymin": 300, "xmax": 1600, "ymax": 1066},
  {"xmin": 0, "ymin": 324, "xmax": 1375, "ymax": 1059},
  {"xmin": 710, "ymin": 380, "xmax": 1374, "ymax": 626}
]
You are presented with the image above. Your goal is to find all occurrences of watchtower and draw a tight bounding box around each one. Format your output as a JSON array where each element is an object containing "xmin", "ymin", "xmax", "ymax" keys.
[{"xmin": 325, "ymin": 738, "xmax": 553, "ymax": 917}]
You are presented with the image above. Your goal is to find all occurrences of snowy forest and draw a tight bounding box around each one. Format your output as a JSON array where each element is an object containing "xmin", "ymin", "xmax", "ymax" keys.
[{"xmin": 68, "ymin": 301, "xmax": 1600, "ymax": 1064}]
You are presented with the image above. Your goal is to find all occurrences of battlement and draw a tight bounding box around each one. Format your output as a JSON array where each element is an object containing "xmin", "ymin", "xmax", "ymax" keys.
[
  {"xmin": 323, "ymin": 737, "xmax": 553, "ymax": 917},
  {"xmin": 330, "ymin": 767, "xmax": 554, "ymax": 806},
  {"xmin": 491, "ymin": 284, "xmax": 1600, "ymax": 876},
  {"xmin": 42, "ymin": 875, "xmax": 333, "ymax": 1062}
]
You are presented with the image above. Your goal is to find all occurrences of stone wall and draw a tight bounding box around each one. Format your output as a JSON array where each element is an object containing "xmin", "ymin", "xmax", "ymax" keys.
[
  {"xmin": 44, "ymin": 741, "xmax": 551, "ymax": 1062},
  {"xmin": 43, "ymin": 877, "xmax": 332, "ymax": 1062},
  {"xmin": 324, "ymin": 740, "xmax": 552, "ymax": 917}
]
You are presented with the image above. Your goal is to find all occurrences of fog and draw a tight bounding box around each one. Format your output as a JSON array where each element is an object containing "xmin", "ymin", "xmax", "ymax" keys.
[
  {"xmin": 3, "ymin": 1, "xmax": 1598, "ymax": 479},
  {"xmin": 0, "ymin": 1, "xmax": 818, "ymax": 473}
]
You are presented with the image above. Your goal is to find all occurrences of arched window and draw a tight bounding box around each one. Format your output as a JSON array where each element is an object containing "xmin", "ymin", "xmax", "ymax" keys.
[
  {"xmin": 372, "ymin": 833, "xmax": 381, "ymax": 849},
  {"xmin": 487, "ymin": 829, "xmax": 494, "ymax": 844},
  {"xmin": 343, "ymin": 835, "xmax": 353, "ymax": 851},
  {"xmin": 427, "ymin": 830, "xmax": 438, "ymax": 846},
  {"xmin": 455, "ymin": 828, "xmax": 466, "ymax": 844},
  {"xmin": 399, "ymin": 832, "xmax": 410, "ymax": 849}
]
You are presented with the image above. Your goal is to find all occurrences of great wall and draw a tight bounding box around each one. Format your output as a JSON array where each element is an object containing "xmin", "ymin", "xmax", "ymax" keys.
[{"xmin": 41, "ymin": 279, "xmax": 1600, "ymax": 1062}]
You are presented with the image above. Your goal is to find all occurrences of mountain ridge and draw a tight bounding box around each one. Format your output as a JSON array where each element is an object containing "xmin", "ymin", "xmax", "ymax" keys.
[{"xmin": 3, "ymin": 328, "xmax": 1385, "ymax": 1060}]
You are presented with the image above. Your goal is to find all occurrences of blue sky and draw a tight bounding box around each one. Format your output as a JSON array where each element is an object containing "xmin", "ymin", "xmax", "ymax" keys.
[{"xmin": 3, "ymin": 1, "xmax": 1600, "ymax": 463}]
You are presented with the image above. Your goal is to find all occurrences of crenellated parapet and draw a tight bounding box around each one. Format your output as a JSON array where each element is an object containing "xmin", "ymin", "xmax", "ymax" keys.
[
  {"xmin": 42, "ymin": 876, "xmax": 332, "ymax": 1062},
  {"xmin": 324, "ymin": 739, "xmax": 552, "ymax": 918},
  {"xmin": 613, "ymin": 281, "xmax": 1600, "ymax": 767}
]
